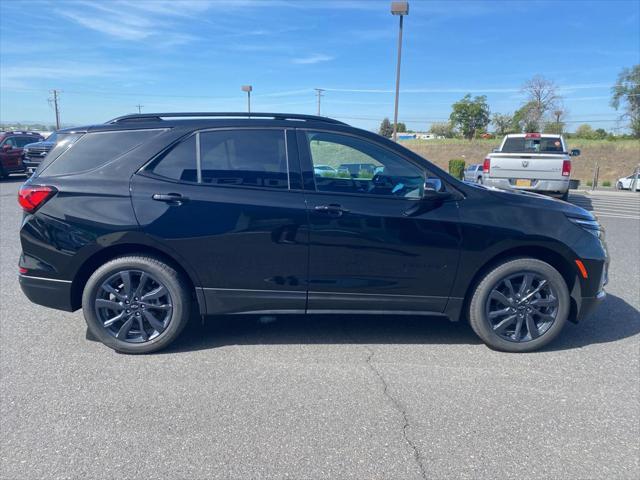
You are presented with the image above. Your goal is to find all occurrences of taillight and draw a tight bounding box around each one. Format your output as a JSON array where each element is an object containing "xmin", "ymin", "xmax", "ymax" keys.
[
  {"xmin": 525, "ymin": 133, "xmax": 541, "ymax": 139},
  {"xmin": 562, "ymin": 160, "xmax": 571, "ymax": 177},
  {"xmin": 18, "ymin": 185, "xmax": 56, "ymax": 213},
  {"xmin": 483, "ymin": 157, "xmax": 491, "ymax": 175}
]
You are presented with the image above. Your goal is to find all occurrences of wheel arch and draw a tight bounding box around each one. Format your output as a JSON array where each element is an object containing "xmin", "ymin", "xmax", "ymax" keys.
[
  {"xmin": 70, "ymin": 243, "xmax": 204, "ymax": 314},
  {"xmin": 459, "ymin": 245, "xmax": 579, "ymax": 323}
]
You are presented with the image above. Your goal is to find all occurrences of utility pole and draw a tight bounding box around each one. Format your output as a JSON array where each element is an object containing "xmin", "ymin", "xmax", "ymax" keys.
[
  {"xmin": 50, "ymin": 89, "xmax": 61, "ymax": 130},
  {"xmin": 136, "ymin": 104, "xmax": 144, "ymax": 113},
  {"xmin": 391, "ymin": 2, "xmax": 409, "ymax": 142},
  {"xmin": 314, "ymin": 88, "xmax": 325, "ymax": 116}
]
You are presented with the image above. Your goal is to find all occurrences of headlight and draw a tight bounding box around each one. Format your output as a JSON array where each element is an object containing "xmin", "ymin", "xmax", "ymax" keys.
[{"xmin": 567, "ymin": 216, "xmax": 601, "ymax": 238}]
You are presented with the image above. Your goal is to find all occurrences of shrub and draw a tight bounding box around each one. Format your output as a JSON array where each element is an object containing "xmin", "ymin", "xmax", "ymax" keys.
[
  {"xmin": 586, "ymin": 180, "xmax": 593, "ymax": 187},
  {"xmin": 358, "ymin": 169, "xmax": 374, "ymax": 179},
  {"xmin": 448, "ymin": 159, "xmax": 466, "ymax": 179},
  {"xmin": 602, "ymin": 180, "xmax": 611, "ymax": 187}
]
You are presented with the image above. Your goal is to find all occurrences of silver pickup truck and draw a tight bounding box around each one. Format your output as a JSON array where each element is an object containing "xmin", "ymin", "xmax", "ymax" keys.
[{"xmin": 482, "ymin": 133, "xmax": 580, "ymax": 201}]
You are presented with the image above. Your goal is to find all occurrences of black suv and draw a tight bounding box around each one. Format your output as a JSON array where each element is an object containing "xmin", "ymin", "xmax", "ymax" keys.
[{"xmin": 18, "ymin": 113, "xmax": 607, "ymax": 354}]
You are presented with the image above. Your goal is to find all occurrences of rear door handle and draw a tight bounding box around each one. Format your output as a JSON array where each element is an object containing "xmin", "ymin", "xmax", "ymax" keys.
[
  {"xmin": 152, "ymin": 193, "xmax": 189, "ymax": 205},
  {"xmin": 314, "ymin": 204, "xmax": 349, "ymax": 216}
]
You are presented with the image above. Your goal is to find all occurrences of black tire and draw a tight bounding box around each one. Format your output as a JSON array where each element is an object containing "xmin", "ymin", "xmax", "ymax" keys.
[
  {"xmin": 82, "ymin": 255, "xmax": 191, "ymax": 354},
  {"xmin": 477, "ymin": 177, "xmax": 483, "ymax": 184},
  {"xmin": 560, "ymin": 190, "xmax": 569, "ymax": 201},
  {"xmin": 0, "ymin": 166, "xmax": 6, "ymax": 179},
  {"xmin": 616, "ymin": 182, "xmax": 623, "ymax": 190},
  {"xmin": 468, "ymin": 258, "xmax": 570, "ymax": 352}
]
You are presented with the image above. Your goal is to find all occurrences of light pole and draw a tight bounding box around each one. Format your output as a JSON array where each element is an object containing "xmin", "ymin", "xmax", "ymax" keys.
[
  {"xmin": 315, "ymin": 88, "xmax": 325, "ymax": 116},
  {"xmin": 391, "ymin": 1, "xmax": 409, "ymax": 141},
  {"xmin": 241, "ymin": 85, "xmax": 253, "ymax": 115}
]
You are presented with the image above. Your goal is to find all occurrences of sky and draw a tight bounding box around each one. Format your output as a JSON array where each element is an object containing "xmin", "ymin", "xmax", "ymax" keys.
[{"xmin": 1, "ymin": 0, "xmax": 639, "ymax": 132}]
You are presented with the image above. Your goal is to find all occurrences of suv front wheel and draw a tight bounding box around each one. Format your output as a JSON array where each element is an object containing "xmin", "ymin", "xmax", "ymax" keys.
[
  {"xmin": 82, "ymin": 255, "xmax": 191, "ymax": 354},
  {"xmin": 469, "ymin": 258, "xmax": 570, "ymax": 352}
]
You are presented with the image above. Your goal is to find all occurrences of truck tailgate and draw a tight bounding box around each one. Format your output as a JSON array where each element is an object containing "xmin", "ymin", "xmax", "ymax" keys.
[{"xmin": 489, "ymin": 153, "xmax": 566, "ymax": 180}]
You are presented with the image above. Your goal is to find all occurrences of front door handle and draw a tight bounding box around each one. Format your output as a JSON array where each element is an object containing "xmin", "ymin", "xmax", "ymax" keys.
[
  {"xmin": 314, "ymin": 204, "xmax": 349, "ymax": 216},
  {"xmin": 152, "ymin": 193, "xmax": 189, "ymax": 205}
]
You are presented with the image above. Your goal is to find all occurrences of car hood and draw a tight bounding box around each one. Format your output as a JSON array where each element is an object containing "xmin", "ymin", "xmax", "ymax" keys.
[
  {"xmin": 24, "ymin": 140, "xmax": 54, "ymax": 149},
  {"xmin": 469, "ymin": 183, "xmax": 595, "ymax": 220}
]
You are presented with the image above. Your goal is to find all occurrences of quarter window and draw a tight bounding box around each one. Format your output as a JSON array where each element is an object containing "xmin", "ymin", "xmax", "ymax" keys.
[
  {"xmin": 152, "ymin": 135, "xmax": 197, "ymax": 182},
  {"xmin": 305, "ymin": 131, "xmax": 424, "ymax": 198}
]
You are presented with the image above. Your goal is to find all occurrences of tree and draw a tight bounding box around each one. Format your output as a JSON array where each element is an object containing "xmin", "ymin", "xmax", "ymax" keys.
[
  {"xmin": 449, "ymin": 94, "xmax": 490, "ymax": 140},
  {"xmin": 611, "ymin": 65, "xmax": 640, "ymax": 138},
  {"xmin": 492, "ymin": 113, "xmax": 514, "ymax": 136},
  {"xmin": 521, "ymin": 75, "xmax": 560, "ymax": 126},
  {"xmin": 396, "ymin": 122, "xmax": 407, "ymax": 133},
  {"xmin": 378, "ymin": 118, "xmax": 393, "ymax": 138},
  {"xmin": 575, "ymin": 124, "xmax": 595, "ymax": 139},
  {"xmin": 429, "ymin": 121, "xmax": 455, "ymax": 138},
  {"xmin": 512, "ymin": 101, "xmax": 539, "ymax": 133},
  {"xmin": 593, "ymin": 128, "xmax": 608, "ymax": 140}
]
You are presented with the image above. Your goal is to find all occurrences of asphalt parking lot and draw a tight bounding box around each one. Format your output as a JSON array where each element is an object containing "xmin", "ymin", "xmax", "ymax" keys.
[{"xmin": 1, "ymin": 176, "xmax": 638, "ymax": 480}]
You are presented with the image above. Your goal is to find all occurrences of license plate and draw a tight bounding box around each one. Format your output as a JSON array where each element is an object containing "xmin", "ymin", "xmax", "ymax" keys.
[{"xmin": 515, "ymin": 179, "xmax": 531, "ymax": 187}]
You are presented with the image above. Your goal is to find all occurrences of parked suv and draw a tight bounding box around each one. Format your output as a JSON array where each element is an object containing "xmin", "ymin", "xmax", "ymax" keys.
[
  {"xmin": 22, "ymin": 132, "xmax": 64, "ymax": 176},
  {"xmin": 19, "ymin": 113, "xmax": 607, "ymax": 354},
  {"xmin": 0, "ymin": 131, "xmax": 44, "ymax": 178}
]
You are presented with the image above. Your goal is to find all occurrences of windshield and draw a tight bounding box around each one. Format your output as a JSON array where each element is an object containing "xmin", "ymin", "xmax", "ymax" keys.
[{"xmin": 502, "ymin": 137, "xmax": 564, "ymax": 153}]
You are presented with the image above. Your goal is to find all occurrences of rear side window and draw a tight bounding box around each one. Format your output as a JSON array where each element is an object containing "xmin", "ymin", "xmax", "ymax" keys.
[
  {"xmin": 151, "ymin": 129, "xmax": 289, "ymax": 190},
  {"xmin": 42, "ymin": 129, "xmax": 164, "ymax": 176},
  {"xmin": 15, "ymin": 136, "xmax": 41, "ymax": 147}
]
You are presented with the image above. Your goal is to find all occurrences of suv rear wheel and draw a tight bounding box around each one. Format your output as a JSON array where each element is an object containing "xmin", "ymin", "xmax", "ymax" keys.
[
  {"xmin": 469, "ymin": 258, "xmax": 570, "ymax": 352},
  {"xmin": 82, "ymin": 255, "xmax": 191, "ymax": 354}
]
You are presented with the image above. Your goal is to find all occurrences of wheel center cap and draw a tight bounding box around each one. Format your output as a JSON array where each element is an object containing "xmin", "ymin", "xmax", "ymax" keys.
[{"xmin": 131, "ymin": 303, "xmax": 139, "ymax": 310}]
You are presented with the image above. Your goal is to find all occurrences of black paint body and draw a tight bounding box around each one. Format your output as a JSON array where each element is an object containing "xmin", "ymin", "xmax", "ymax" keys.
[{"xmin": 19, "ymin": 117, "xmax": 607, "ymax": 324}]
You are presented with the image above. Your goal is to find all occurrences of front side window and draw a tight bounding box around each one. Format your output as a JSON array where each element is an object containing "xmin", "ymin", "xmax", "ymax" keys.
[
  {"xmin": 151, "ymin": 129, "xmax": 289, "ymax": 190},
  {"xmin": 305, "ymin": 131, "xmax": 424, "ymax": 198},
  {"xmin": 15, "ymin": 137, "xmax": 41, "ymax": 147}
]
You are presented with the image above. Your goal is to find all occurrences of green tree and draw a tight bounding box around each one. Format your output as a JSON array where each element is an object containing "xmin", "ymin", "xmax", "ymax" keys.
[
  {"xmin": 396, "ymin": 122, "xmax": 407, "ymax": 133},
  {"xmin": 492, "ymin": 113, "xmax": 514, "ymax": 135},
  {"xmin": 429, "ymin": 121, "xmax": 455, "ymax": 138},
  {"xmin": 378, "ymin": 117, "xmax": 393, "ymax": 138},
  {"xmin": 611, "ymin": 65, "xmax": 640, "ymax": 138},
  {"xmin": 449, "ymin": 94, "xmax": 490, "ymax": 140},
  {"xmin": 593, "ymin": 128, "xmax": 608, "ymax": 140},
  {"xmin": 512, "ymin": 101, "xmax": 540, "ymax": 133},
  {"xmin": 575, "ymin": 124, "xmax": 595, "ymax": 139}
]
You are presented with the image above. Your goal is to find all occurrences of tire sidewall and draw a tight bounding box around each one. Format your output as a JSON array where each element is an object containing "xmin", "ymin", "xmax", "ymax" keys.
[
  {"xmin": 82, "ymin": 256, "xmax": 189, "ymax": 354},
  {"xmin": 469, "ymin": 258, "xmax": 570, "ymax": 353}
]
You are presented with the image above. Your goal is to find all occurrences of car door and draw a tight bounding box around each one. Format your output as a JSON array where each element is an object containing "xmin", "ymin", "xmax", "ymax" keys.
[
  {"xmin": 131, "ymin": 128, "xmax": 309, "ymax": 314},
  {"xmin": 0, "ymin": 137, "xmax": 23, "ymax": 170},
  {"xmin": 297, "ymin": 129, "xmax": 462, "ymax": 314}
]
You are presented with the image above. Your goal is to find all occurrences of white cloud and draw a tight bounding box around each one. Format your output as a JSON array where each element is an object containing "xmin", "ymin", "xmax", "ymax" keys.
[{"xmin": 292, "ymin": 54, "xmax": 334, "ymax": 65}]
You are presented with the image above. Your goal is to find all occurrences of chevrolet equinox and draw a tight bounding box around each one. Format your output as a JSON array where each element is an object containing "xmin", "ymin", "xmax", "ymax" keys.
[{"xmin": 18, "ymin": 113, "xmax": 607, "ymax": 353}]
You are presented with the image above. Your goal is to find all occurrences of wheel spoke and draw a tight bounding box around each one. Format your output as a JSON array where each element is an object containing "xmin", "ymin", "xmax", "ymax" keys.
[
  {"xmin": 141, "ymin": 285, "xmax": 168, "ymax": 301},
  {"xmin": 489, "ymin": 307, "xmax": 511, "ymax": 319},
  {"xmin": 530, "ymin": 297, "xmax": 557, "ymax": 308},
  {"xmin": 120, "ymin": 271, "xmax": 132, "ymax": 298},
  {"xmin": 504, "ymin": 278, "xmax": 516, "ymax": 297},
  {"xmin": 519, "ymin": 273, "xmax": 533, "ymax": 296},
  {"xmin": 102, "ymin": 284, "xmax": 125, "ymax": 301},
  {"xmin": 535, "ymin": 312, "xmax": 556, "ymax": 322},
  {"xmin": 143, "ymin": 303, "xmax": 172, "ymax": 311},
  {"xmin": 137, "ymin": 316, "xmax": 148, "ymax": 341},
  {"xmin": 513, "ymin": 316, "xmax": 525, "ymax": 341},
  {"xmin": 493, "ymin": 314, "xmax": 517, "ymax": 333},
  {"xmin": 103, "ymin": 311, "xmax": 125, "ymax": 327},
  {"xmin": 133, "ymin": 273, "xmax": 149, "ymax": 299},
  {"xmin": 116, "ymin": 316, "xmax": 134, "ymax": 339},
  {"xmin": 526, "ymin": 314, "xmax": 540, "ymax": 338},
  {"xmin": 490, "ymin": 290, "xmax": 512, "ymax": 306},
  {"xmin": 95, "ymin": 299, "xmax": 124, "ymax": 311},
  {"xmin": 143, "ymin": 310, "xmax": 165, "ymax": 332}
]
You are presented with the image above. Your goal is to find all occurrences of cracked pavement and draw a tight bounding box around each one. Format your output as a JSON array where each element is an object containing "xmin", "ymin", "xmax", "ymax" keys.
[{"xmin": 2, "ymin": 177, "xmax": 639, "ymax": 479}]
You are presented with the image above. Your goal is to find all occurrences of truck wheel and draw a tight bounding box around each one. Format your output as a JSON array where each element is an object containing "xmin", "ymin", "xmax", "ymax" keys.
[
  {"xmin": 560, "ymin": 191, "xmax": 569, "ymax": 201},
  {"xmin": 478, "ymin": 177, "xmax": 483, "ymax": 184},
  {"xmin": 468, "ymin": 258, "xmax": 570, "ymax": 353},
  {"xmin": 82, "ymin": 255, "xmax": 191, "ymax": 354}
]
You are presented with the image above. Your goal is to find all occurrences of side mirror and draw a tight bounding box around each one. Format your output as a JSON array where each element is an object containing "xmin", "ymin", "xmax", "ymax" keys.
[
  {"xmin": 2, "ymin": 144, "xmax": 12, "ymax": 151},
  {"xmin": 424, "ymin": 177, "xmax": 443, "ymax": 193},
  {"xmin": 492, "ymin": 147, "xmax": 500, "ymax": 153},
  {"xmin": 570, "ymin": 149, "xmax": 581, "ymax": 157}
]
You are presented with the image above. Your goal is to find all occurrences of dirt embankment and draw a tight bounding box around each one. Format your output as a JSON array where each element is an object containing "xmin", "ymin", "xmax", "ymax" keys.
[{"xmin": 403, "ymin": 139, "xmax": 640, "ymax": 184}]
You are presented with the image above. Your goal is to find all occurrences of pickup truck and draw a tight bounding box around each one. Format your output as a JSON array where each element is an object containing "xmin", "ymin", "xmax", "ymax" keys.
[{"xmin": 481, "ymin": 133, "xmax": 580, "ymax": 201}]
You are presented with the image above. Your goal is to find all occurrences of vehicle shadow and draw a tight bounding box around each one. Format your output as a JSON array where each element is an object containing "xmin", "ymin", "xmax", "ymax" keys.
[
  {"xmin": 568, "ymin": 192, "xmax": 594, "ymax": 212},
  {"xmin": 162, "ymin": 293, "xmax": 639, "ymax": 354}
]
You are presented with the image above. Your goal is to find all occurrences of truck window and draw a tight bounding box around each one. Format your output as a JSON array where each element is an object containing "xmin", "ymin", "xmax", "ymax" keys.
[{"xmin": 502, "ymin": 138, "xmax": 564, "ymax": 153}]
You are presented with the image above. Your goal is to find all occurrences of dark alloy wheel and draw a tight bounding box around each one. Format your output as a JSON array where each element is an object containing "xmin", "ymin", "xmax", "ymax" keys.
[
  {"xmin": 469, "ymin": 258, "xmax": 570, "ymax": 352},
  {"xmin": 82, "ymin": 255, "xmax": 191, "ymax": 354},
  {"xmin": 485, "ymin": 272, "xmax": 558, "ymax": 342},
  {"xmin": 95, "ymin": 270, "xmax": 173, "ymax": 343}
]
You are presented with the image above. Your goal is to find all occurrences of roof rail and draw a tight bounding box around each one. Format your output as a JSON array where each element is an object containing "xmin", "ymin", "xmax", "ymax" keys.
[{"xmin": 106, "ymin": 112, "xmax": 348, "ymax": 125}]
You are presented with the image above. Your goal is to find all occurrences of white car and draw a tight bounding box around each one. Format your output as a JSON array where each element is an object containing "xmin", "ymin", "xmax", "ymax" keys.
[
  {"xmin": 463, "ymin": 163, "xmax": 484, "ymax": 184},
  {"xmin": 616, "ymin": 172, "xmax": 640, "ymax": 191},
  {"xmin": 314, "ymin": 164, "xmax": 337, "ymax": 176}
]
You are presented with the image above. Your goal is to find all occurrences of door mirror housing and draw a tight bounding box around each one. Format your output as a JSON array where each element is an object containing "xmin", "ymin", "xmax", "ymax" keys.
[
  {"xmin": 570, "ymin": 149, "xmax": 581, "ymax": 157},
  {"xmin": 424, "ymin": 177, "xmax": 443, "ymax": 193},
  {"xmin": 2, "ymin": 144, "xmax": 12, "ymax": 151}
]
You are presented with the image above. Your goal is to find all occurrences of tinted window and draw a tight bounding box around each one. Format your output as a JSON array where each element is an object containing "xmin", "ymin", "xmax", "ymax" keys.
[
  {"xmin": 15, "ymin": 136, "xmax": 41, "ymax": 147},
  {"xmin": 199, "ymin": 130, "xmax": 288, "ymax": 189},
  {"xmin": 306, "ymin": 131, "xmax": 424, "ymax": 198},
  {"xmin": 152, "ymin": 135, "xmax": 197, "ymax": 182},
  {"xmin": 502, "ymin": 137, "xmax": 564, "ymax": 153},
  {"xmin": 42, "ymin": 129, "xmax": 164, "ymax": 176}
]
